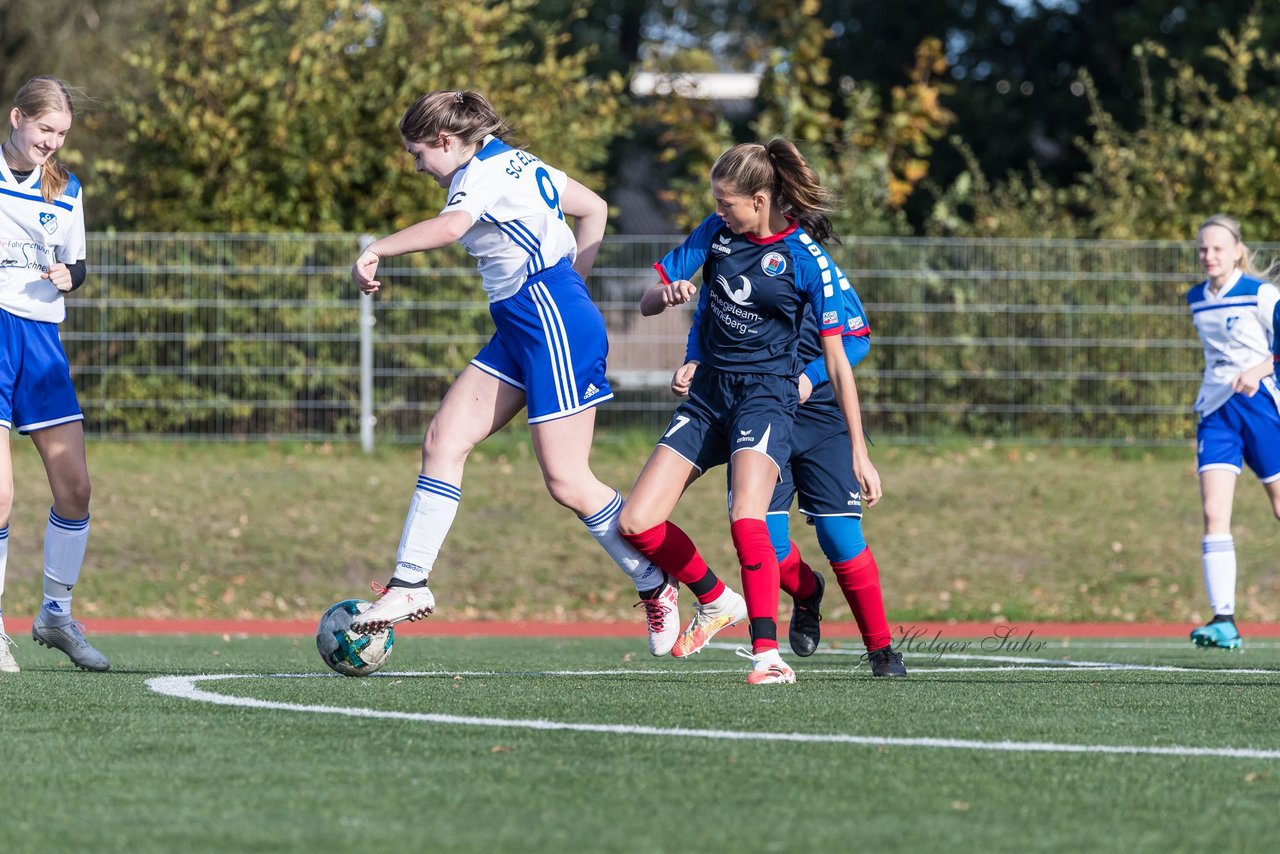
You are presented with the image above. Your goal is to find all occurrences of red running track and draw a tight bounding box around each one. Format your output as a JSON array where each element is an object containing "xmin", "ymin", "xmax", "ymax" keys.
[{"xmin": 4, "ymin": 617, "xmax": 1279, "ymax": 639}]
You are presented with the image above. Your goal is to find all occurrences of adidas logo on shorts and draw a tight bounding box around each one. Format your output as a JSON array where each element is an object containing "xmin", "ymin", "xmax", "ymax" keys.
[{"xmin": 584, "ymin": 383, "xmax": 600, "ymax": 399}]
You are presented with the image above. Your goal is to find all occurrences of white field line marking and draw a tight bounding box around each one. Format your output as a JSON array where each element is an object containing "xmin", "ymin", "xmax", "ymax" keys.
[
  {"xmin": 703, "ymin": 642, "xmax": 1280, "ymax": 674},
  {"xmin": 145, "ymin": 670, "xmax": 1280, "ymax": 761}
]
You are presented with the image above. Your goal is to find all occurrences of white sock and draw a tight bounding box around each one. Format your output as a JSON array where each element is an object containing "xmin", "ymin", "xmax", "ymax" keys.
[
  {"xmin": 755, "ymin": 647, "xmax": 783, "ymax": 665},
  {"xmin": 0, "ymin": 524, "xmax": 8, "ymax": 634},
  {"xmin": 1202, "ymin": 534, "xmax": 1236, "ymax": 616},
  {"xmin": 43, "ymin": 510, "xmax": 90, "ymax": 623},
  {"xmin": 393, "ymin": 476, "xmax": 460, "ymax": 585},
  {"xmin": 580, "ymin": 492, "xmax": 664, "ymax": 593}
]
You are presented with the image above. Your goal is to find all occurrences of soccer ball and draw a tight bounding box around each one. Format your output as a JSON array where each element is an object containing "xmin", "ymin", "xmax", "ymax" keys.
[{"xmin": 316, "ymin": 599, "xmax": 394, "ymax": 677}]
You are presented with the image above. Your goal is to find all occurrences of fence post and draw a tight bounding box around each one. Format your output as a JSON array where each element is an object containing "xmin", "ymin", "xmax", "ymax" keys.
[{"xmin": 358, "ymin": 235, "xmax": 376, "ymax": 453}]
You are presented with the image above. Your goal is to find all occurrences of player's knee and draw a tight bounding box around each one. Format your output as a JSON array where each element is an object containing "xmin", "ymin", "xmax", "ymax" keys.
[
  {"xmin": 0, "ymin": 483, "xmax": 13, "ymax": 522},
  {"xmin": 541, "ymin": 476, "xmax": 579, "ymax": 511},
  {"xmin": 422, "ymin": 419, "xmax": 475, "ymax": 467},
  {"xmin": 617, "ymin": 505, "xmax": 654, "ymax": 538},
  {"xmin": 1202, "ymin": 505, "xmax": 1231, "ymax": 533},
  {"xmin": 55, "ymin": 476, "xmax": 91, "ymax": 518}
]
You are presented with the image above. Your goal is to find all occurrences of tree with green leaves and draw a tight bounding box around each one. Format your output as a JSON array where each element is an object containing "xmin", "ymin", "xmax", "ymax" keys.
[
  {"xmin": 930, "ymin": 14, "xmax": 1280, "ymax": 240},
  {"xmin": 645, "ymin": 0, "xmax": 955, "ymax": 238},
  {"xmin": 98, "ymin": 0, "xmax": 627, "ymax": 232}
]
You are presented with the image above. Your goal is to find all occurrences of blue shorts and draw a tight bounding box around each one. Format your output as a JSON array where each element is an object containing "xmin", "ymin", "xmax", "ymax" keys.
[
  {"xmin": 768, "ymin": 403, "xmax": 862, "ymax": 517},
  {"xmin": 0, "ymin": 309, "xmax": 83, "ymax": 434},
  {"xmin": 471, "ymin": 259, "xmax": 613, "ymax": 424},
  {"xmin": 1196, "ymin": 379, "xmax": 1280, "ymax": 483},
  {"xmin": 657, "ymin": 368, "xmax": 797, "ymax": 474}
]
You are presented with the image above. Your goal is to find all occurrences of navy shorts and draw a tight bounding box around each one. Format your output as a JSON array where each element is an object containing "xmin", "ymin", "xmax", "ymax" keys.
[
  {"xmin": 768, "ymin": 403, "xmax": 862, "ymax": 517},
  {"xmin": 1196, "ymin": 379, "xmax": 1280, "ymax": 482},
  {"xmin": 657, "ymin": 368, "xmax": 797, "ymax": 474},
  {"xmin": 0, "ymin": 309, "xmax": 83, "ymax": 434},
  {"xmin": 472, "ymin": 259, "xmax": 613, "ymax": 424}
]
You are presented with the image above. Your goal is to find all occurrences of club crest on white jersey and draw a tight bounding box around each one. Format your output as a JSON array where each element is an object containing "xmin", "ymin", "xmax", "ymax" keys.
[{"xmin": 0, "ymin": 161, "xmax": 86, "ymax": 324}]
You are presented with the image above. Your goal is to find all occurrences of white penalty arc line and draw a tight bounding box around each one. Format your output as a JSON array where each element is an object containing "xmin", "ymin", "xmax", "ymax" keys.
[{"xmin": 146, "ymin": 673, "xmax": 1280, "ymax": 761}]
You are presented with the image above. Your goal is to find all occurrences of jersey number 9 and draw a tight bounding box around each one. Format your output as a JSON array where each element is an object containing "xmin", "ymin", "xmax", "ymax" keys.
[{"xmin": 536, "ymin": 167, "xmax": 564, "ymax": 221}]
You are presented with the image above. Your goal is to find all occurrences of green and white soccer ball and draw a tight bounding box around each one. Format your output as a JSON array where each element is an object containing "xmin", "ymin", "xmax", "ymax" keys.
[{"xmin": 316, "ymin": 599, "xmax": 394, "ymax": 677}]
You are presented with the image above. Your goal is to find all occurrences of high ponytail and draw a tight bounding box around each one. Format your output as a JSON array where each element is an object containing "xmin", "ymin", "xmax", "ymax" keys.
[
  {"xmin": 765, "ymin": 139, "xmax": 837, "ymax": 245},
  {"xmin": 710, "ymin": 139, "xmax": 838, "ymax": 244}
]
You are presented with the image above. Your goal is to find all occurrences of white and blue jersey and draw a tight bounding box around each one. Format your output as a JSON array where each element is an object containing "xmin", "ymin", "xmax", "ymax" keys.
[
  {"xmin": 1188, "ymin": 270, "xmax": 1280, "ymax": 481},
  {"xmin": 659, "ymin": 215, "xmax": 850, "ymax": 376},
  {"xmin": 441, "ymin": 136, "xmax": 611, "ymax": 423},
  {"xmin": 1187, "ymin": 270, "xmax": 1278, "ymax": 417},
  {"xmin": 0, "ymin": 161, "xmax": 86, "ymax": 432},
  {"xmin": 0, "ymin": 160, "xmax": 86, "ymax": 323},
  {"xmin": 442, "ymin": 135, "xmax": 578, "ymax": 303}
]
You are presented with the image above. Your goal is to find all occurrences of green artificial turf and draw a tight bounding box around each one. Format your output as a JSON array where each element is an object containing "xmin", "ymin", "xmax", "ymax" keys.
[{"xmin": 1, "ymin": 634, "xmax": 1277, "ymax": 853}]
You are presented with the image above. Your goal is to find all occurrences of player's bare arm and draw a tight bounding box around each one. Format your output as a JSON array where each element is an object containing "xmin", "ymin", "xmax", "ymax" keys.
[
  {"xmin": 352, "ymin": 210, "xmax": 473, "ymax": 293},
  {"xmin": 639, "ymin": 280, "xmax": 697, "ymax": 316},
  {"xmin": 560, "ymin": 178, "xmax": 608, "ymax": 282},
  {"xmin": 1230, "ymin": 357, "xmax": 1276, "ymax": 396},
  {"xmin": 822, "ymin": 333, "xmax": 881, "ymax": 506}
]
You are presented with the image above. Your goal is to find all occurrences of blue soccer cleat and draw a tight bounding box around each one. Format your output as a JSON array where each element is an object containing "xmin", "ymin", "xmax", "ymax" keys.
[{"xmin": 1190, "ymin": 619, "xmax": 1242, "ymax": 650}]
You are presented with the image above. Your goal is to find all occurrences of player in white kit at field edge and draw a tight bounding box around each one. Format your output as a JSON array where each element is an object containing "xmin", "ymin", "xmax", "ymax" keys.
[
  {"xmin": 0, "ymin": 77, "xmax": 109, "ymax": 673},
  {"xmin": 1185, "ymin": 214, "xmax": 1280, "ymax": 650}
]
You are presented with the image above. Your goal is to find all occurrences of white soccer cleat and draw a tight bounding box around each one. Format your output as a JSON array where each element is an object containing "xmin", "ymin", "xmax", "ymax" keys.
[
  {"xmin": 737, "ymin": 647, "xmax": 796, "ymax": 685},
  {"xmin": 670, "ymin": 586, "xmax": 747, "ymax": 658},
  {"xmin": 635, "ymin": 578, "xmax": 680, "ymax": 656},
  {"xmin": 349, "ymin": 581, "xmax": 435, "ymax": 632},
  {"xmin": 0, "ymin": 632, "xmax": 19, "ymax": 673}
]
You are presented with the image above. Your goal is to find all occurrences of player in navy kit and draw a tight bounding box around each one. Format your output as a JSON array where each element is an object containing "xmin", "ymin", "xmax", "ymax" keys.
[
  {"xmin": 693, "ymin": 279, "xmax": 906, "ymax": 677},
  {"xmin": 349, "ymin": 91, "xmax": 673, "ymax": 647},
  {"xmin": 1185, "ymin": 214, "xmax": 1280, "ymax": 650},
  {"xmin": 665, "ymin": 210, "xmax": 905, "ymax": 677},
  {"xmin": 620, "ymin": 140, "xmax": 881, "ymax": 685},
  {"xmin": 0, "ymin": 77, "xmax": 108, "ymax": 673}
]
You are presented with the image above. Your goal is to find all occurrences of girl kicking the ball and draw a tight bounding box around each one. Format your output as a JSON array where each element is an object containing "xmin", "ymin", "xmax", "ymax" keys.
[{"xmin": 347, "ymin": 91, "xmax": 674, "ymax": 651}]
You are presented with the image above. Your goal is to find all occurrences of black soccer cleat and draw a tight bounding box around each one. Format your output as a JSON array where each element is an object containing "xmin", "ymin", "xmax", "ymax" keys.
[
  {"xmin": 788, "ymin": 571, "xmax": 825, "ymax": 657},
  {"xmin": 865, "ymin": 644, "xmax": 907, "ymax": 677}
]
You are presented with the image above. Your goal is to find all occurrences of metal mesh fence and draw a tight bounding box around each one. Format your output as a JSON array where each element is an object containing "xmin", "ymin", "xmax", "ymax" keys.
[{"xmin": 61, "ymin": 233, "xmax": 1228, "ymax": 445}]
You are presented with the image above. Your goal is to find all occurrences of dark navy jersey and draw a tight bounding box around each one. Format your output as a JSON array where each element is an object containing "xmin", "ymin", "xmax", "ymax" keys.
[{"xmin": 658, "ymin": 214, "xmax": 849, "ymax": 375}]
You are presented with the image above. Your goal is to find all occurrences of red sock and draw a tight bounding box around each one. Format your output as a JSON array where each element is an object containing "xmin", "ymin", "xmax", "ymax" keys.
[
  {"xmin": 831, "ymin": 547, "xmax": 891, "ymax": 651},
  {"xmin": 778, "ymin": 541, "xmax": 818, "ymax": 600},
  {"xmin": 620, "ymin": 522, "xmax": 723, "ymax": 603},
  {"xmin": 732, "ymin": 518, "xmax": 779, "ymax": 652}
]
